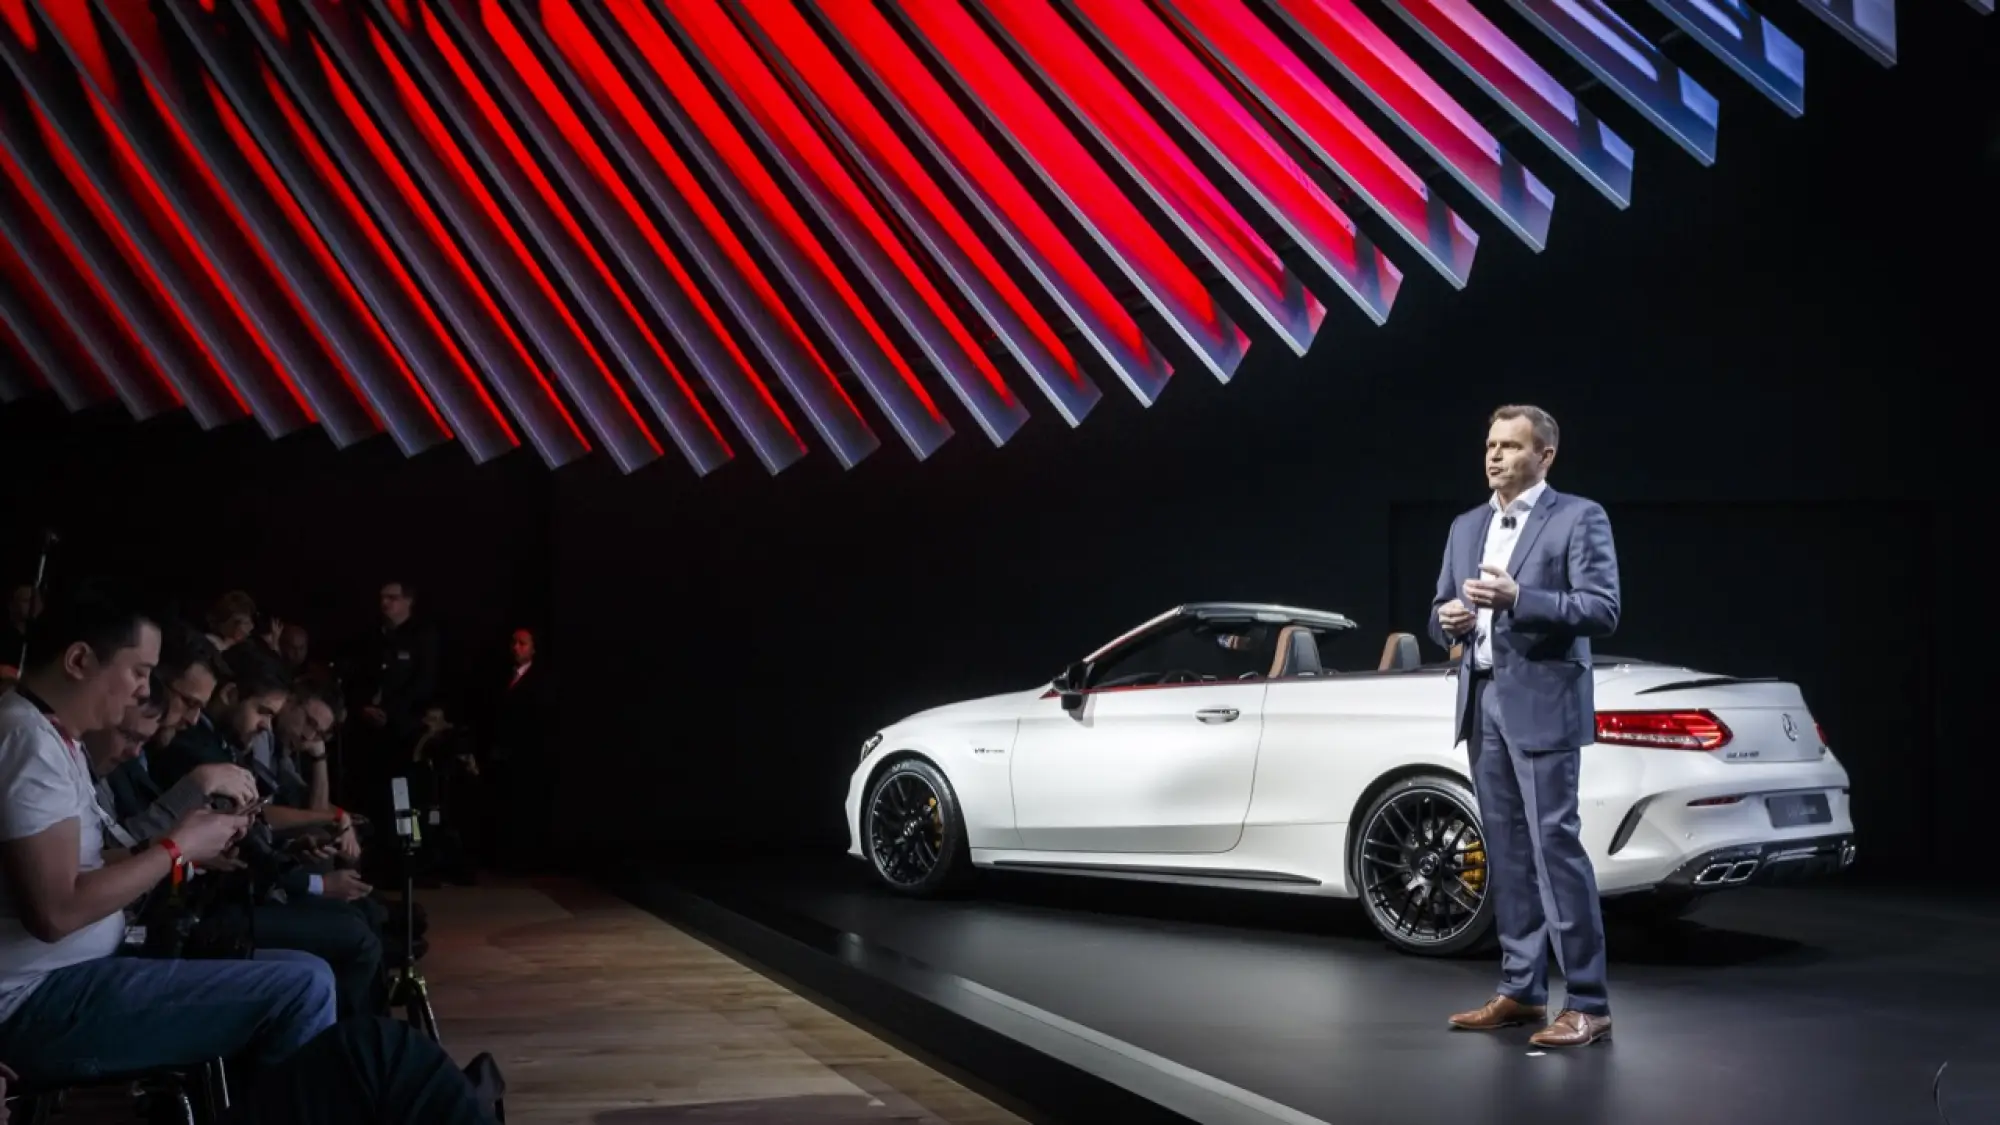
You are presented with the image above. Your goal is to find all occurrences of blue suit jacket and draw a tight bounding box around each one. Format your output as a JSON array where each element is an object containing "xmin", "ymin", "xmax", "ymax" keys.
[{"xmin": 1427, "ymin": 486, "xmax": 1622, "ymax": 752}]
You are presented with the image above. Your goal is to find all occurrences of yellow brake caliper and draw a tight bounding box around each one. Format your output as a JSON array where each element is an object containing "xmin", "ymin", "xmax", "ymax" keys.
[{"xmin": 1459, "ymin": 823, "xmax": 1487, "ymax": 892}]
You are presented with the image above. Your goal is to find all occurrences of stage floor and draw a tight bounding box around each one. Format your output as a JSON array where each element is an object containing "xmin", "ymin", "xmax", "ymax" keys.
[{"xmin": 626, "ymin": 855, "xmax": 2000, "ymax": 1125}]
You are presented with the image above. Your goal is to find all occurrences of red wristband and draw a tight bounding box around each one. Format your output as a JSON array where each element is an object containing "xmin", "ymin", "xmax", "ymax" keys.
[{"xmin": 159, "ymin": 837, "xmax": 185, "ymax": 887}]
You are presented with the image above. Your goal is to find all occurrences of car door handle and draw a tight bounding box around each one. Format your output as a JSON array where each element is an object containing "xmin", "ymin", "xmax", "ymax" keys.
[{"xmin": 1195, "ymin": 708, "xmax": 1240, "ymax": 724}]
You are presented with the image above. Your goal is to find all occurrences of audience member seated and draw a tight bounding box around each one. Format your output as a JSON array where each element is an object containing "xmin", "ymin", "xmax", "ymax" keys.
[
  {"xmin": 102, "ymin": 624, "xmax": 229, "ymax": 837},
  {"xmin": 204, "ymin": 590, "xmax": 258, "ymax": 653},
  {"xmin": 0, "ymin": 584, "xmax": 334, "ymax": 1083},
  {"xmin": 137, "ymin": 644, "xmax": 384, "ymax": 1019}
]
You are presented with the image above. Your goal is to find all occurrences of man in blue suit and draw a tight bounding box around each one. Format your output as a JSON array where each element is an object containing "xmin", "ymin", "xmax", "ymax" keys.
[{"xmin": 1429, "ymin": 404, "xmax": 1619, "ymax": 1048}]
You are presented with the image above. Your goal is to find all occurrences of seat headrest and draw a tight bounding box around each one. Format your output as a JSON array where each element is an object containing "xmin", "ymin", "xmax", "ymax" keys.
[
  {"xmin": 1379, "ymin": 632, "xmax": 1420, "ymax": 671},
  {"xmin": 1273, "ymin": 627, "xmax": 1322, "ymax": 678}
]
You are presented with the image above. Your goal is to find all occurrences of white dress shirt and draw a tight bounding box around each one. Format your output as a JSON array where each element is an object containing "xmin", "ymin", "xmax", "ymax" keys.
[{"xmin": 1473, "ymin": 480, "xmax": 1547, "ymax": 669}]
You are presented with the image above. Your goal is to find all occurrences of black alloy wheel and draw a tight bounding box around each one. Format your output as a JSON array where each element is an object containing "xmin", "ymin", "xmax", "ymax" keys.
[
  {"xmin": 1355, "ymin": 775, "xmax": 1494, "ymax": 956},
  {"xmin": 865, "ymin": 757, "xmax": 968, "ymax": 895}
]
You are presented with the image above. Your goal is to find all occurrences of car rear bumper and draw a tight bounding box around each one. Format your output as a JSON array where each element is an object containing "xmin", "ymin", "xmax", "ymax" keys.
[{"xmin": 1658, "ymin": 832, "xmax": 1857, "ymax": 890}]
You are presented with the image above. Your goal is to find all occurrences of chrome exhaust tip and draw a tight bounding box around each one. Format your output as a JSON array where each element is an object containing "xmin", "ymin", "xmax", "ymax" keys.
[
  {"xmin": 1723, "ymin": 860, "xmax": 1759, "ymax": 883},
  {"xmin": 1693, "ymin": 863, "xmax": 1732, "ymax": 886},
  {"xmin": 1840, "ymin": 843, "xmax": 1857, "ymax": 867}
]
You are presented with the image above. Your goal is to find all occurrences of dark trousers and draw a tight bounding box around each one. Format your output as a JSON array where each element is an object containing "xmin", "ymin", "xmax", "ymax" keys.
[
  {"xmin": 1466, "ymin": 672, "xmax": 1611, "ymax": 1015},
  {"xmin": 253, "ymin": 897, "xmax": 385, "ymax": 1020},
  {"xmin": 224, "ymin": 1017, "xmax": 498, "ymax": 1125}
]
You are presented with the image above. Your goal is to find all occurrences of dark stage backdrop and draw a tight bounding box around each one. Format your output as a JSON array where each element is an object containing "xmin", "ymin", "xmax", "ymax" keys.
[
  {"xmin": 0, "ymin": 417, "xmax": 553, "ymax": 735},
  {"xmin": 0, "ymin": 4, "xmax": 1990, "ymax": 886},
  {"xmin": 544, "ymin": 5, "xmax": 1994, "ymax": 878}
]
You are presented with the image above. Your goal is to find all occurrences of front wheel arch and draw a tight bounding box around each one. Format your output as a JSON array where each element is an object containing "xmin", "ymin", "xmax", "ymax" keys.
[
  {"xmin": 1348, "ymin": 768, "xmax": 1495, "ymax": 957},
  {"xmin": 1344, "ymin": 764, "xmax": 1475, "ymax": 889},
  {"xmin": 859, "ymin": 752, "xmax": 972, "ymax": 896}
]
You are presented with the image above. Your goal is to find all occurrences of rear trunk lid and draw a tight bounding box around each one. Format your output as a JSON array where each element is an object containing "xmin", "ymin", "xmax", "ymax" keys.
[{"xmin": 1600, "ymin": 672, "xmax": 1828, "ymax": 763}]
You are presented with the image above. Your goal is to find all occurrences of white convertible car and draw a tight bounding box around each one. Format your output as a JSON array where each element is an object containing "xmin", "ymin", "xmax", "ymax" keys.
[{"xmin": 844, "ymin": 603, "xmax": 1857, "ymax": 955}]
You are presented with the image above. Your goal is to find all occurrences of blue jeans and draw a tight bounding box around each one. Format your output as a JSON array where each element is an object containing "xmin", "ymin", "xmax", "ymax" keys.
[{"xmin": 0, "ymin": 950, "xmax": 336, "ymax": 1083}]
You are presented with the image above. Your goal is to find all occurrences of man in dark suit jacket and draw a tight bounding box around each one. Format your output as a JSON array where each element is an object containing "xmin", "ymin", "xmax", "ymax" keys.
[
  {"xmin": 486, "ymin": 629, "xmax": 548, "ymax": 872},
  {"xmin": 1429, "ymin": 404, "xmax": 1621, "ymax": 1049}
]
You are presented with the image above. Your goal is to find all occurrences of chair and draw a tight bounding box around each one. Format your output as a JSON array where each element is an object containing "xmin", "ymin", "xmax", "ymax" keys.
[{"xmin": 7, "ymin": 1057, "xmax": 231, "ymax": 1125}]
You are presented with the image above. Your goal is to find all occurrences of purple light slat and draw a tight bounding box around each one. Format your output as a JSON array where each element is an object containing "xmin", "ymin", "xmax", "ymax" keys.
[
  {"xmin": 0, "ymin": 20, "xmax": 248, "ymax": 429},
  {"xmin": 448, "ymin": 0, "xmax": 808, "ymax": 475},
  {"xmin": 1264, "ymin": 0, "xmax": 1556, "ymax": 250},
  {"xmin": 808, "ymin": 0, "xmax": 1169, "ymax": 409},
  {"xmin": 0, "ymin": 140, "xmax": 176, "ymax": 416},
  {"xmin": 734, "ymin": 0, "xmax": 1105, "ymax": 430},
  {"xmin": 1645, "ymin": 0, "xmax": 1805, "ymax": 117},
  {"xmin": 1379, "ymin": 0, "xmax": 1634, "ymax": 208},
  {"xmin": 971, "ymin": 0, "xmax": 1326, "ymax": 355},
  {"xmin": 651, "ymin": 0, "xmax": 970, "ymax": 458},
  {"xmin": 1062, "ymin": 0, "xmax": 1399, "ymax": 325},
  {"xmin": 1502, "ymin": 0, "xmax": 1722, "ymax": 164},
  {"xmin": 1161, "ymin": 0, "xmax": 1477, "ymax": 286},
  {"xmin": 892, "ymin": 0, "xmax": 1249, "ymax": 384},
  {"xmin": 0, "ymin": 264, "xmax": 101, "ymax": 409},
  {"xmin": 1793, "ymin": 0, "xmax": 1897, "ymax": 65}
]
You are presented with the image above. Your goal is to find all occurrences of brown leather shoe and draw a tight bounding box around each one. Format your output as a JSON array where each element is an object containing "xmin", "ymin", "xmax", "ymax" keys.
[
  {"xmin": 1448, "ymin": 995, "xmax": 1547, "ymax": 1030},
  {"xmin": 1529, "ymin": 1009, "xmax": 1612, "ymax": 1048}
]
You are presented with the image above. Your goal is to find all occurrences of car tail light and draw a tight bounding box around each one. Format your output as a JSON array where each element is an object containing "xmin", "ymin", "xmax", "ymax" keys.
[{"xmin": 1594, "ymin": 710, "xmax": 1731, "ymax": 751}]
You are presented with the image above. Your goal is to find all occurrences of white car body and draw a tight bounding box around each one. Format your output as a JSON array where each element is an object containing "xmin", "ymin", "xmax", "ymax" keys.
[{"xmin": 845, "ymin": 604, "xmax": 1856, "ymax": 935}]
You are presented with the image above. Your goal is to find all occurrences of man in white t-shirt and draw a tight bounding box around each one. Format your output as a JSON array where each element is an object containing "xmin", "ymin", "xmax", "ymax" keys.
[{"xmin": 0, "ymin": 583, "xmax": 336, "ymax": 1084}]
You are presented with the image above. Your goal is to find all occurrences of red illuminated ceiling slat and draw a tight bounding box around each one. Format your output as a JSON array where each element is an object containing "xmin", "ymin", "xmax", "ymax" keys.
[
  {"xmin": 889, "ymin": 0, "xmax": 1250, "ymax": 384},
  {"xmin": 660, "ymin": 0, "xmax": 1022, "ymax": 450},
  {"xmin": 968, "ymin": 0, "xmax": 1324, "ymax": 356},
  {"xmin": 1378, "ymin": 0, "xmax": 1633, "ymax": 209},
  {"xmin": 574, "ymin": 0, "xmax": 886, "ymax": 469},
  {"xmin": 288, "ymin": 0, "xmax": 663, "ymax": 473},
  {"xmin": 1063, "ymin": 0, "xmax": 1399, "ymax": 325},
  {"xmin": 0, "ymin": 132, "xmax": 177, "ymax": 417},
  {"xmin": 205, "ymin": 0, "xmax": 588, "ymax": 471},
  {"xmin": 1159, "ymin": 0, "xmax": 1478, "ymax": 287},
  {"xmin": 806, "ymin": 0, "xmax": 1168, "ymax": 410},
  {"xmin": 0, "ymin": 27, "xmax": 245, "ymax": 428},
  {"xmin": 367, "ymin": 0, "xmax": 732, "ymax": 475},
  {"xmin": 529, "ymin": 0, "xmax": 876, "ymax": 469},
  {"xmin": 438, "ymin": 0, "xmax": 803, "ymax": 475},
  {"xmin": 0, "ymin": 236, "xmax": 109, "ymax": 410},
  {"xmin": 732, "ymin": 0, "xmax": 1102, "ymax": 434},
  {"xmin": 8, "ymin": 0, "xmax": 325, "ymax": 438},
  {"xmin": 114, "ymin": 0, "xmax": 530, "ymax": 456},
  {"xmin": 1262, "ymin": 0, "xmax": 1555, "ymax": 251},
  {"xmin": 141, "ymin": 0, "xmax": 562, "ymax": 464},
  {"xmin": 598, "ymin": 0, "xmax": 937, "ymax": 460},
  {"xmin": 647, "ymin": 0, "xmax": 956, "ymax": 460},
  {"xmin": 99, "ymin": 0, "xmax": 488, "ymax": 455},
  {"xmin": 0, "ymin": 305, "xmax": 45, "ymax": 404},
  {"xmin": 32, "ymin": 0, "xmax": 360, "ymax": 440}
]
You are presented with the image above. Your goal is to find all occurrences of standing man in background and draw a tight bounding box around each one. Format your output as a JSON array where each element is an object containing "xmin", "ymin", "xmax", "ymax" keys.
[
  {"xmin": 486, "ymin": 629, "xmax": 546, "ymax": 873},
  {"xmin": 345, "ymin": 580, "xmax": 438, "ymax": 826},
  {"xmin": 1429, "ymin": 405, "xmax": 1621, "ymax": 1049}
]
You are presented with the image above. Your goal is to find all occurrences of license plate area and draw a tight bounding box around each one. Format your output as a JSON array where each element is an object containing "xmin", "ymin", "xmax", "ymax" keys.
[{"xmin": 1766, "ymin": 792, "xmax": 1831, "ymax": 829}]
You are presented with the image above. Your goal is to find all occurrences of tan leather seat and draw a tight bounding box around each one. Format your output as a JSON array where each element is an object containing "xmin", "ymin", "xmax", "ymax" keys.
[
  {"xmin": 1269, "ymin": 626, "xmax": 1323, "ymax": 678},
  {"xmin": 1378, "ymin": 633, "xmax": 1420, "ymax": 671}
]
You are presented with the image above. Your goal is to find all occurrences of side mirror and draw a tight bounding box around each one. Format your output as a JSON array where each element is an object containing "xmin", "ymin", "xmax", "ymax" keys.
[{"xmin": 1056, "ymin": 661, "xmax": 1089, "ymax": 712}]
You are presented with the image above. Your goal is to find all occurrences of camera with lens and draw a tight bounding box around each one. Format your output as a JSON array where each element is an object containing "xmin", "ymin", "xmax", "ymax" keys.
[{"xmin": 135, "ymin": 865, "xmax": 254, "ymax": 960}]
